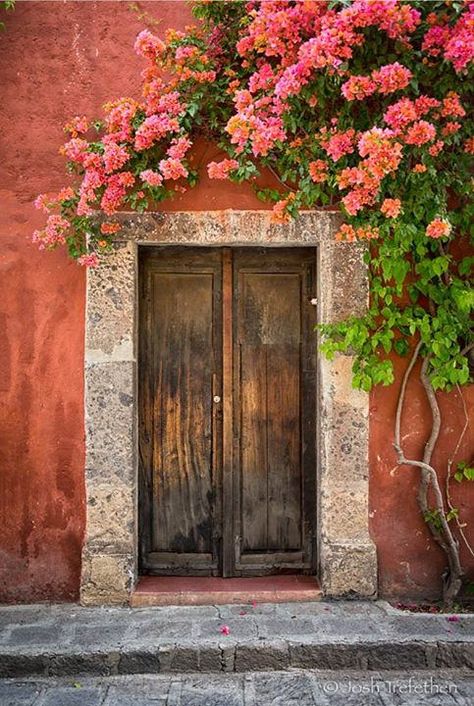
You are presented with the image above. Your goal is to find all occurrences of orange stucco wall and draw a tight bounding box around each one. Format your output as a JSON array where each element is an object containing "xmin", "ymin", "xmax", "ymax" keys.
[{"xmin": 0, "ymin": 1, "xmax": 472, "ymax": 602}]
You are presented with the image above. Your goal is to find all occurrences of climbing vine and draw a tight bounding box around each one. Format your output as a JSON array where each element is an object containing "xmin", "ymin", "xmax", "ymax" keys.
[{"xmin": 33, "ymin": 1, "xmax": 473, "ymax": 604}]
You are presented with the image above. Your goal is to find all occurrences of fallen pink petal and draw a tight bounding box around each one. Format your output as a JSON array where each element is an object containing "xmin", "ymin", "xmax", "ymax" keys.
[{"xmin": 220, "ymin": 625, "xmax": 231, "ymax": 635}]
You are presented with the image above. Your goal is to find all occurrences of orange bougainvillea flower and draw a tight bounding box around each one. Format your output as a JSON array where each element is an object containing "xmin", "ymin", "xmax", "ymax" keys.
[
  {"xmin": 426, "ymin": 218, "xmax": 451, "ymax": 239},
  {"xmin": 100, "ymin": 222, "xmax": 121, "ymax": 235},
  {"xmin": 380, "ymin": 198, "xmax": 402, "ymax": 218}
]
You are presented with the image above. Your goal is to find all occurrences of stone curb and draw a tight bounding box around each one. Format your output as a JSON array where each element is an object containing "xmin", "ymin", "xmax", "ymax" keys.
[{"xmin": 1, "ymin": 640, "xmax": 473, "ymax": 678}]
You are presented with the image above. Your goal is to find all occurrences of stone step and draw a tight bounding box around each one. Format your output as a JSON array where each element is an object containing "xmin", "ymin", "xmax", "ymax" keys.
[{"xmin": 0, "ymin": 601, "xmax": 473, "ymax": 679}]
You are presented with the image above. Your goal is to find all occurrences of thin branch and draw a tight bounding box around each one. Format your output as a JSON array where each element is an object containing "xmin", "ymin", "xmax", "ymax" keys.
[
  {"xmin": 420, "ymin": 355, "xmax": 441, "ymax": 468},
  {"xmin": 460, "ymin": 341, "xmax": 474, "ymax": 357},
  {"xmin": 394, "ymin": 340, "xmax": 423, "ymax": 451},
  {"xmin": 266, "ymin": 165, "xmax": 298, "ymax": 193},
  {"xmin": 446, "ymin": 385, "xmax": 474, "ymax": 559}
]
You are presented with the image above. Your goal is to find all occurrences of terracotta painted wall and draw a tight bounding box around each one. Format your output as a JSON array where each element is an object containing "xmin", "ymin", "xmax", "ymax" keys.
[{"xmin": 0, "ymin": 1, "xmax": 472, "ymax": 603}]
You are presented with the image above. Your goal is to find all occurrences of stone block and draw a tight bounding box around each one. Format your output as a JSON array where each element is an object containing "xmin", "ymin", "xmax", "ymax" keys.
[
  {"xmin": 86, "ymin": 240, "xmax": 136, "ymax": 359},
  {"xmin": 320, "ymin": 541, "xmax": 378, "ymax": 598},
  {"xmin": 363, "ymin": 642, "xmax": 430, "ymax": 670},
  {"xmin": 118, "ymin": 648, "xmax": 161, "ymax": 674},
  {"xmin": 234, "ymin": 641, "xmax": 290, "ymax": 672},
  {"xmin": 289, "ymin": 642, "xmax": 362, "ymax": 669},
  {"xmin": 80, "ymin": 554, "xmax": 133, "ymax": 606}
]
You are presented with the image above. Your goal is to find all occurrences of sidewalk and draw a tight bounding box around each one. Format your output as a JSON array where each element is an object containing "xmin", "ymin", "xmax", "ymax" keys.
[
  {"xmin": 0, "ymin": 600, "xmax": 473, "ymax": 679},
  {"xmin": 2, "ymin": 670, "xmax": 474, "ymax": 706}
]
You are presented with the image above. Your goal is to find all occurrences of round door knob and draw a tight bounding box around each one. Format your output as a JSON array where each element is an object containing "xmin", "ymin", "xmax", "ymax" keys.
[{"xmin": 213, "ymin": 395, "xmax": 221, "ymax": 404}]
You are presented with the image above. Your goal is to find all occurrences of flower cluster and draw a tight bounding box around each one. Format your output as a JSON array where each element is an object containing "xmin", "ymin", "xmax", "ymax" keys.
[
  {"xmin": 342, "ymin": 62, "xmax": 412, "ymax": 100},
  {"xmin": 33, "ymin": 1, "xmax": 473, "ymax": 266}
]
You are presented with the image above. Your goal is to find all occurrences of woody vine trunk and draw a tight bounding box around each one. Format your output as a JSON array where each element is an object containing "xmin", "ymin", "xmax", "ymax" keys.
[{"xmin": 394, "ymin": 341, "xmax": 464, "ymax": 606}]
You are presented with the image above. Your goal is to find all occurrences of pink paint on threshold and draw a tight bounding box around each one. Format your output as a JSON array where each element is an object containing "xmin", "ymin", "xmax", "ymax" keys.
[{"xmin": 131, "ymin": 575, "xmax": 322, "ymax": 606}]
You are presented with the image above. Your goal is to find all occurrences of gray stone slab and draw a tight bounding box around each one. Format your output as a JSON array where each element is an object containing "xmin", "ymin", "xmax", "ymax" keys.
[
  {"xmin": 130, "ymin": 620, "xmax": 198, "ymax": 642},
  {"xmin": 197, "ymin": 619, "xmax": 258, "ymax": 641},
  {"xmin": 179, "ymin": 674, "xmax": 244, "ymax": 706},
  {"xmin": 72, "ymin": 623, "xmax": 131, "ymax": 647},
  {"xmin": 0, "ymin": 608, "xmax": 54, "ymax": 630},
  {"xmin": 257, "ymin": 618, "xmax": 315, "ymax": 639},
  {"xmin": 0, "ymin": 681, "xmax": 43, "ymax": 706},
  {"xmin": 5, "ymin": 625, "xmax": 66, "ymax": 648},
  {"xmin": 254, "ymin": 672, "xmax": 315, "ymax": 706},
  {"xmin": 39, "ymin": 685, "xmax": 105, "ymax": 706}
]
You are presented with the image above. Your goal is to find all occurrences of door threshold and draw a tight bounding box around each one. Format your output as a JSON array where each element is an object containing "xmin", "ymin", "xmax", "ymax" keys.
[{"xmin": 130, "ymin": 575, "xmax": 322, "ymax": 607}]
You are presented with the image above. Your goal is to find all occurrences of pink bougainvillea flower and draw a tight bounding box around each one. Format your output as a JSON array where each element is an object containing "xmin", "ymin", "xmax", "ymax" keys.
[
  {"xmin": 159, "ymin": 157, "xmax": 189, "ymax": 181},
  {"xmin": 446, "ymin": 615, "xmax": 460, "ymax": 623},
  {"xmin": 134, "ymin": 29, "xmax": 166, "ymax": 60},
  {"xmin": 413, "ymin": 163, "xmax": 427, "ymax": 173},
  {"xmin": 34, "ymin": 194, "xmax": 51, "ymax": 213},
  {"xmin": 441, "ymin": 91, "xmax": 466, "ymax": 118},
  {"xmin": 380, "ymin": 198, "xmax": 402, "ymax": 219},
  {"xmin": 140, "ymin": 169, "xmax": 163, "ymax": 187},
  {"xmin": 372, "ymin": 62, "xmax": 412, "ymax": 95},
  {"xmin": 341, "ymin": 75, "xmax": 376, "ymax": 101},
  {"xmin": 61, "ymin": 137, "xmax": 89, "ymax": 164},
  {"xmin": 77, "ymin": 253, "xmax": 100, "ymax": 268},
  {"xmin": 428, "ymin": 140, "xmax": 444, "ymax": 157},
  {"xmin": 404, "ymin": 120, "xmax": 436, "ymax": 146},
  {"xmin": 32, "ymin": 214, "xmax": 70, "ymax": 250},
  {"xmin": 383, "ymin": 98, "xmax": 418, "ymax": 132},
  {"xmin": 321, "ymin": 128, "xmax": 356, "ymax": 162},
  {"xmin": 441, "ymin": 122, "xmax": 461, "ymax": 137},
  {"xmin": 57, "ymin": 187, "xmax": 75, "ymax": 202},
  {"xmin": 444, "ymin": 4, "xmax": 474, "ymax": 73},
  {"xmin": 103, "ymin": 142, "xmax": 130, "ymax": 174},
  {"xmin": 167, "ymin": 136, "xmax": 192, "ymax": 160},
  {"xmin": 207, "ymin": 159, "xmax": 239, "ymax": 179},
  {"xmin": 220, "ymin": 625, "xmax": 231, "ymax": 635},
  {"xmin": 64, "ymin": 115, "xmax": 89, "ymax": 137},
  {"xmin": 426, "ymin": 218, "xmax": 451, "ymax": 239}
]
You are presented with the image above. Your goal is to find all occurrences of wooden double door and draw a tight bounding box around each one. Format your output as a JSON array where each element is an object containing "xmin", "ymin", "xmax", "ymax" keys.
[{"xmin": 139, "ymin": 247, "xmax": 317, "ymax": 576}]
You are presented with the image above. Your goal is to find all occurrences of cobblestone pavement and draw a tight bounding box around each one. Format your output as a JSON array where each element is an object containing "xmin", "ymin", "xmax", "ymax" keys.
[
  {"xmin": 1, "ymin": 670, "xmax": 473, "ymax": 706},
  {"xmin": 0, "ymin": 601, "xmax": 473, "ymax": 678}
]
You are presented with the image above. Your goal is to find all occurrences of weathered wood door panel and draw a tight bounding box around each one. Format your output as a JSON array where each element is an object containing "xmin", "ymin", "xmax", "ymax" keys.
[
  {"xmin": 233, "ymin": 249, "xmax": 317, "ymax": 574},
  {"xmin": 139, "ymin": 248, "xmax": 222, "ymax": 575},
  {"xmin": 139, "ymin": 247, "xmax": 316, "ymax": 576}
]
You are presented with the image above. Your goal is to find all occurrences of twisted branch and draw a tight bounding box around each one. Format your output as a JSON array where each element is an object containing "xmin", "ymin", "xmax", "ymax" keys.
[{"xmin": 393, "ymin": 342, "xmax": 464, "ymax": 604}]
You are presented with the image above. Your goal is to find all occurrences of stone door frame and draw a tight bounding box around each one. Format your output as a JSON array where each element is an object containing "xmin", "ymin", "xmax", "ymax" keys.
[{"xmin": 81, "ymin": 210, "xmax": 377, "ymax": 605}]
